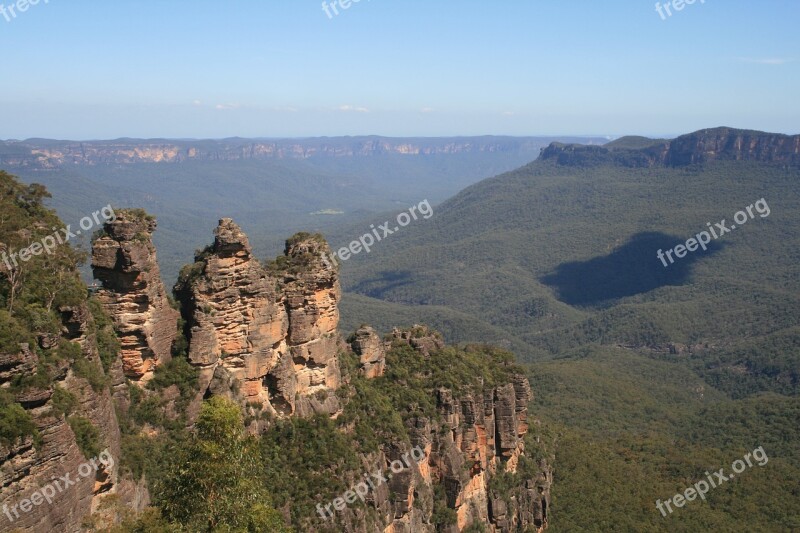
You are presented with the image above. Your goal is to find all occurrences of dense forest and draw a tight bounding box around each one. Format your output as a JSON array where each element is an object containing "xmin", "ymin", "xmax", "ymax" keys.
[{"xmin": 336, "ymin": 144, "xmax": 800, "ymax": 530}]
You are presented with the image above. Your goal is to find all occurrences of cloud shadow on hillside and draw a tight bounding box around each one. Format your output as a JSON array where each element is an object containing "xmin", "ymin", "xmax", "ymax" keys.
[
  {"xmin": 540, "ymin": 231, "xmax": 724, "ymax": 306},
  {"xmin": 352, "ymin": 270, "xmax": 415, "ymax": 300}
]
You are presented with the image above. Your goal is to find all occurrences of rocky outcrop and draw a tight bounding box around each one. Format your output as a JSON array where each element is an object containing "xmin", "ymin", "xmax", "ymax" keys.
[
  {"xmin": 337, "ymin": 329, "xmax": 549, "ymax": 533},
  {"xmin": 91, "ymin": 210, "xmax": 179, "ymax": 386},
  {"xmin": 0, "ymin": 302, "xmax": 138, "ymax": 532},
  {"xmin": 282, "ymin": 234, "xmax": 342, "ymax": 417},
  {"xmin": 389, "ymin": 325, "xmax": 445, "ymax": 357},
  {"xmin": 540, "ymin": 127, "xmax": 800, "ymax": 168},
  {"xmin": 173, "ymin": 221, "xmax": 341, "ymax": 421},
  {"xmin": 349, "ymin": 326, "xmax": 386, "ymax": 378}
]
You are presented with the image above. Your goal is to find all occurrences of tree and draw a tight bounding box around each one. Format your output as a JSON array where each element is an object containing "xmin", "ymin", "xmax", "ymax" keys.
[{"xmin": 156, "ymin": 396, "xmax": 291, "ymax": 532}]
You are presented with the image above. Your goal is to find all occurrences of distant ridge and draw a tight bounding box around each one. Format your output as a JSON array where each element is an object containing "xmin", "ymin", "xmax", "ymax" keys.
[
  {"xmin": 540, "ymin": 127, "xmax": 800, "ymax": 167},
  {"xmin": 603, "ymin": 136, "xmax": 668, "ymax": 150},
  {"xmin": 0, "ymin": 135, "xmax": 606, "ymax": 169}
]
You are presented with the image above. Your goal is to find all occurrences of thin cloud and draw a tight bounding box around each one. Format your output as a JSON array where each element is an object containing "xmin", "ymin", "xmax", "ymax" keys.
[
  {"xmin": 336, "ymin": 105, "xmax": 369, "ymax": 113},
  {"xmin": 215, "ymin": 103, "xmax": 241, "ymax": 110}
]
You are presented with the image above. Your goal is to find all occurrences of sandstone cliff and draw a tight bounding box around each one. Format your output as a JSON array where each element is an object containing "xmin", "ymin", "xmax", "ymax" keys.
[
  {"xmin": 372, "ymin": 328, "xmax": 549, "ymax": 533},
  {"xmin": 0, "ymin": 137, "xmax": 549, "ymax": 169},
  {"xmin": 173, "ymin": 221, "xmax": 341, "ymax": 423},
  {"xmin": 663, "ymin": 127, "xmax": 800, "ymax": 166},
  {"xmin": 0, "ymin": 303, "xmax": 141, "ymax": 532},
  {"xmin": 91, "ymin": 210, "xmax": 179, "ymax": 387},
  {"xmin": 540, "ymin": 126, "xmax": 800, "ymax": 168}
]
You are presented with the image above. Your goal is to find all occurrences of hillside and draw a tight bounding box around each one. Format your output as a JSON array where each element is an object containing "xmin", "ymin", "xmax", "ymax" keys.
[
  {"xmin": 340, "ymin": 127, "xmax": 800, "ymax": 370},
  {"xmin": 336, "ymin": 127, "xmax": 800, "ymax": 529}
]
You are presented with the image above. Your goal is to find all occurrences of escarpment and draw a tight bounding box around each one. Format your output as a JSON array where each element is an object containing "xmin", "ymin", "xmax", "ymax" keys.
[
  {"xmin": 172, "ymin": 220, "xmax": 341, "ymax": 421},
  {"xmin": 84, "ymin": 212, "xmax": 551, "ymax": 532},
  {"xmin": 381, "ymin": 328, "xmax": 549, "ymax": 532},
  {"xmin": 540, "ymin": 127, "xmax": 800, "ymax": 168},
  {"xmin": 0, "ymin": 293, "xmax": 141, "ymax": 532},
  {"xmin": 91, "ymin": 210, "xmax": 179, "ymax": 386}
]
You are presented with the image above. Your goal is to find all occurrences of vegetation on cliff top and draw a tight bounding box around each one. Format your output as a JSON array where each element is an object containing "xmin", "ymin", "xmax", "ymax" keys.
[
  {"xmin": 0, "ymin": 171, "xmax": 107, "ymax": 449},
  {"xmin": 0, "ymin": 169, "xmax": 535, "ymax": 531},
  {"xmin": 255, "ymin": 339, "xmax": 524, "ymax": 531}
]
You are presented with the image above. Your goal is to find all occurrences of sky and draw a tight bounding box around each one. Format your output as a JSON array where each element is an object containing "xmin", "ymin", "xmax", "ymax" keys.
[{"xmin": 0, "ymin": 0, "xmax": 798, "ymax": 139}]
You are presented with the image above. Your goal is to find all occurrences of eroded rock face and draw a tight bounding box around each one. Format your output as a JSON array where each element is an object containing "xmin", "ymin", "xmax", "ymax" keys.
[
  {"xmin": 389, "ymin": 325, "xmax": 445, "ymax": 357},
  {"xmin": 350, "ymin": 326, "xmax": 386, "ymax": 378},
  {"xmin": 540, "ymin": 127, "xmax": 800, "ymax": 168},
  {"xmin": 91, "ymin": 211, "xmax": 178, "ymax": 385},
  {"xmin": 664, "ymin": 127, "xmax": 800, "ymax": 166},
  {"xmin": 333, "ymin": 329, "xmax": 550, "ymax": 533},
  {"xmin": 0, "ymin": 302, "xmax": 141, "ymax": 532},
  {"xmin": 283, "ymin": 235, "xmax": 342, "ymax": 416},
  {"xmin": 173, "ymin": 221, "xmax": 341, "ymax": 420},
  {"xmin": 425, "ymin": 378, "xmax": 539, "ymax": 531}
]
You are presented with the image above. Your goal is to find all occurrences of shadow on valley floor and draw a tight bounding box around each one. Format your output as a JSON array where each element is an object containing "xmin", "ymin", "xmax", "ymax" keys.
[
  {"xmin": 540, "ymin": 231, "xmax": 724, "ymax": 306},
  {"xmin": 350, "ymin": 270, "xmax": 416, "ymax": 301}
]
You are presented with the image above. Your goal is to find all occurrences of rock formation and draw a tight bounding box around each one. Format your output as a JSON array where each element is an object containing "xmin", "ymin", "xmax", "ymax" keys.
[
  {"xmin": 0, "ymin": 301, "xmax": 142, "ymax": 532},
  {"xmin": 173, "ymin": 221, "xmax": 341, "ymax": 420},
  {"xmin": 389, "ymin": 325, "xmax": 446, "ymax": 357},
  {"xmin": 349, "ymin": 325, "xmax": 386, "ymax": 378},
  {"xmin": 381, "ymin": 331, "xmax": 549, "ymax": 532},
  {"xmin": 84, "ymin": 212, "xmax": 550, "ymax": 532},
  {"xmin": 91, "ymin": 210, "xmax": 178, "ymax": 386},
  {"xmin": 540, "ymin": 127, "xmax": 800, "ymax": 168}
]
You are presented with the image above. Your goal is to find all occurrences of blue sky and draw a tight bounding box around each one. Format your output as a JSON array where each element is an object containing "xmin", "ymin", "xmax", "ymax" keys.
[{"xmin": 0, "ymin": 0, "xmax": 798, "ymax": 139}]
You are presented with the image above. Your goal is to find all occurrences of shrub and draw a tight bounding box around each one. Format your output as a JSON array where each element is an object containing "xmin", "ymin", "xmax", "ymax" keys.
[
  {"xmin": 51, "ymin": 386, "xmax": 78, "ymax": 417},
  {"xmin": 73, "ymin": 353, "xmax": 109, "ymax": 392},
  {"xmin": 148, "ymin": 357, "xmax": 197, "ymax": 398},
  {"xmin": 0, "ymin": 389, "xmax": 39, "ymax": 447},
  {"xmin": 68, "ymin": 416, "xmax": 102, "ymax": 458},
  {"xmin": 0, "ymin": 310, "xmax": 32, "ymax": 354},
  {"xmin": 88, "ymin": 298, "xmax": 120, "ymax": 373}
]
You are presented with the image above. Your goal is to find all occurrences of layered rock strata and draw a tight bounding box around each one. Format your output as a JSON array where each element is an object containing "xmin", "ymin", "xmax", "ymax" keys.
[
  {"xmin": 173, "ymin": 221, "xmax": 341, "ymax": 420},
  {"xmin": 91, "ymin": 210, "xmax": 178, "ymax": 385},
  {"xmin": 0, "ymin": 303, "xmax": 139, "ymax": 532},
  {"xmin": 332, "ymin": 329, "xmax": 550, "ymax": 533}
]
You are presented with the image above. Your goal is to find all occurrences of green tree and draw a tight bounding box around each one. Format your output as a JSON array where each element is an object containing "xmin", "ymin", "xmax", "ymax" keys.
[{"xmin": 156, "ymin": 396, "xmax": 291, "ymax": 532}]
